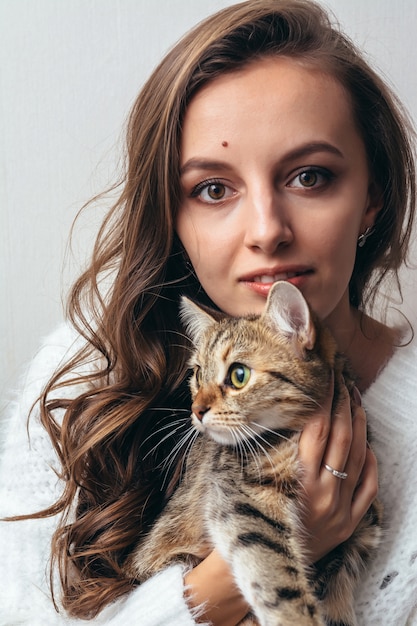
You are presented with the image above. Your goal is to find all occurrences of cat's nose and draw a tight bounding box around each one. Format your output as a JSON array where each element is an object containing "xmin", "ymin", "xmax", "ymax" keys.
[{"xmin": 192, "ymin": 404, "xmax": 210, "ymax": 421}]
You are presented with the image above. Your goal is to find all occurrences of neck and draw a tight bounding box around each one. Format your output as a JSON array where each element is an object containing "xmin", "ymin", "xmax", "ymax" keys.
[
  {"xmin": 324, "ymin": 297, "xmax": 360, "ymax": 354},
  {"xmin": 326, "ymin": 304, "xmax": 397, "ymax": 392}
]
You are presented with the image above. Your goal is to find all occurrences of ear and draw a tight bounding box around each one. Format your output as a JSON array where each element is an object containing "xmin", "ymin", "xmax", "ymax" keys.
[
  {"xmin": 360, "ymin": 181, "xmax": 383, "ymax": 232},
  {"xmin": 180, "ymin": 296, "xmax": 218, "ymax": 344},
  {"xmin": 262, "ymin": 281, "xmax": 316, "ymax": 355}
]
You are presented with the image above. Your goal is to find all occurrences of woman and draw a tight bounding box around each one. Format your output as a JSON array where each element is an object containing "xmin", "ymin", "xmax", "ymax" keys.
[{"xmin": 1, "ymin": 1, "xmax": 416, "ymax": 625}]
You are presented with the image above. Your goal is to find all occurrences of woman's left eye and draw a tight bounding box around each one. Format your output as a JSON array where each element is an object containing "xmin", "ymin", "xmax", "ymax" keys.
[
  {"xmin": 287, "ymin": 168, "xmax": 332, "ymax": 189},
  {"xmin": 191, "ymin": 179, "xmax": 235, "ymax": 204}
]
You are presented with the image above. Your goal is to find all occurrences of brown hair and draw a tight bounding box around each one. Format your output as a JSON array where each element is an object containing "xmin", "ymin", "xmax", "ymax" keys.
[{"xmin": 29, "ymin": 0, "xmax": 415, "ymax": 618}]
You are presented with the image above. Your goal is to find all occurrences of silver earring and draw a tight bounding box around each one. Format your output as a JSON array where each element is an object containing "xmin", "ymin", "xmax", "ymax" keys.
[{"xmin": 357, "ymin": 226, "xmax": 374, "ymax": 248}]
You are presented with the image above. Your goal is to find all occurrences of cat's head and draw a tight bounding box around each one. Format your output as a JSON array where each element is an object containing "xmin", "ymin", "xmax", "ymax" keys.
[{"xmin": 180, "ymin": 281, "xmax": 335, "ymax": 446}]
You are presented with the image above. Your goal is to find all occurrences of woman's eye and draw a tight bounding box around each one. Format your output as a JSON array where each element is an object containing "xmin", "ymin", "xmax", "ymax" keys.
[
  {"xmin": 191, "ymin": 180, "xmax": 234, "ymax": 204},
  {"xmin": 227, "ymin": 363, "xmax": 251, "ymax": 389},
  {"xmin": 288, "ymin": 168, "xmax": 331, "ymax": 189},
  {"xmin": 204, "ymin": 182, "xmax": 226, "ymax": 200}
]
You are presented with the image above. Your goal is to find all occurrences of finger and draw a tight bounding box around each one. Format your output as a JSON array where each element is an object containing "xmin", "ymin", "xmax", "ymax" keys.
[
  {"xmin": 299, "ymin": 371, "xmax": 334, "ymax": 477},
  {"xmin": 321, "ymin": 383, "xmax": 353, "ymax": 480},
  {"xmin": 342, "ymin": 404, "xmax": 368, "ymax": 486},
  {"xmin": 351, "ymin": 446, "xmax": 378, "ymax": 522}
]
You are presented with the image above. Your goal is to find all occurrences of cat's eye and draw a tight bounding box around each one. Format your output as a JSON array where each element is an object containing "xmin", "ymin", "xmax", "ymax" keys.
[{"xmin": 228, "ymin": 363, "xmax": 251, "ymax": 389}]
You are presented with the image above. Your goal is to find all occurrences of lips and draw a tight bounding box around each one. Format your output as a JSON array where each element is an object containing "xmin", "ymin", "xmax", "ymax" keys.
[
  {"xmin": 242, "ymin": 267, "xmax": 313, "ymax": 283},
  {"xmin": 252, "ymin": 271, "xmax": 304, "ymax": 283},
  {"xmin": 240, "ymin": 267, "xmax": 313, "ymax": 296}
]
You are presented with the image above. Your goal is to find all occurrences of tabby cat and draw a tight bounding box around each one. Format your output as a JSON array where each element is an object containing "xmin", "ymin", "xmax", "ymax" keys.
[{"xmin": 127, "ymin": 281, "xmax": 382, "ymax": 626}]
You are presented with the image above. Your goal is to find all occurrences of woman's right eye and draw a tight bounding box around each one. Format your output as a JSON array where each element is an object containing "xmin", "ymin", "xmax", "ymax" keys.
[{"xmin": 190, "ymin": 179, "xmax": 235, "ymax": 204}]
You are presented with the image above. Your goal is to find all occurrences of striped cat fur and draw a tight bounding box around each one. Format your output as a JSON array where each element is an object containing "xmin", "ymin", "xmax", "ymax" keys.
[{"xmin": 126, "ymin": 281, "xmax": 382, "ymax": 626}]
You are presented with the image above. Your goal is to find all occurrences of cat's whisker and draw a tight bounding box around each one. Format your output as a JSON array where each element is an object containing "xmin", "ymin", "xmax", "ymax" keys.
[
  {"xmin": 160, "ymin": 426, "xmax": 197, "ymax": 471},
  {"xmin": 242, "ymin": 424, "xmax": 272, "ymax": 461},
  {"xmin": 139, "ymin": 409, "xmax": 189, "ymax": 446},
  {"xmin": 160, "ymin": 428, "xmax": 199, "ymax": 490},
  {"xmin": 141, "ymin": 417, "xmax": 188, "ymax": 448},
  {"xmin": 176, "ymin": 430, "xmax": 200, "ymax": 480},
  {"xmin": 303, "ymin": 394, "xmax": 322, "ymax": 410},
  {"xmin": 248, "ymin": 430, "xmax": 279, "ymax": 484},
  {"xmin": 141, "ymin": 421, "xmax": 188, "ymax": 458},
  {"xmin": 241, "ymin": 423, "xmax": 283, "ymax": 485},
  {"xmin": 159, "ymin": 429, "xmax": 193, "ymax": 472},
  {"xmin": 251, "ymin": 422, "xmax": 295, "ymax": 445},
  {"xmin": 238, "ymin": 425, "xmax": 264, "ymax": 481},
  {"xmin": 229, "ymin": 427, "xmax": 248, "ymax": 474},
  {"xmin": 142, "ymin": 418, "xmax": 190, "ymax": 461}
]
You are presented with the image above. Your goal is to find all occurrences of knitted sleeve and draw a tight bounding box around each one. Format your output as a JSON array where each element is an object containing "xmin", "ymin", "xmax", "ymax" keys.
[
  {"xmin": 355, "ymin": 339, "xmax": 417, "ymax": 625},
  {"xmin": 0, "ymin": 325, "xmax": 202, "ymax": 626}
]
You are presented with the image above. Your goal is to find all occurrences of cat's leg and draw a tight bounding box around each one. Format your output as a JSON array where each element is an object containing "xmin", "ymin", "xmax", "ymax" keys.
[
  {"xmin": 208, "ymin": 497, "xmax": 326, "ymax": 626},
  {"xmin": 312, "ymin": 501, "xmax": 382, "ymax": 626}
]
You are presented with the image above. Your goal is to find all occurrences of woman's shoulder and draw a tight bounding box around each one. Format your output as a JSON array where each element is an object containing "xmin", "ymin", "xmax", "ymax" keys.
[
  {"xmin": 363, "ymin": 328, "xmax": 417, "ymax": 431},
  {"xmin": 18, "ymin": 322, "xmax": 90, "ymax": 402},
  {"xmin": 381, "ymin": 329, "xmax": 417, "ymax": 377},
  {"xmin": 28, "ymin": 322, "xmax": 82, "ymax": 371},
  {"xmin": 3, "ymin": 322, "xmax": 101, "ymax": 429}
]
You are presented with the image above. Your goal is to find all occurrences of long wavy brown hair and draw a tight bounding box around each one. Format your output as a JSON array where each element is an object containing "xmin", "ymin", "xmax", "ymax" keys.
[{"xmin": 23, "ymin": 0, "xmax": 415, "ymax": 618}]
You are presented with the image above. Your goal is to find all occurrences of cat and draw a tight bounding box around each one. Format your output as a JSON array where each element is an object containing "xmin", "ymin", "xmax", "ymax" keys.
[{"xmin": 126, "ymin": 281, "xmax": 382, "ymax": 626}]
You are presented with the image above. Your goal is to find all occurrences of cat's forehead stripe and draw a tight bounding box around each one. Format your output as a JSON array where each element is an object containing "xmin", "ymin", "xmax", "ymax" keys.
[
  {"xmin": 205, "ymin": 324, "xmax": 235, "ymax": 355},
  {"xmin": 222, "ymin": 344, "xmax": 232, "ymax": 363},
  {"xmin": 205, "ymin": 332, "xmax": 221, "ymax": 355}
]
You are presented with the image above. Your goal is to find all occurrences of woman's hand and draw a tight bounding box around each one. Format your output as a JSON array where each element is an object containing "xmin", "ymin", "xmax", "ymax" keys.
[
  {"xmin": 298, "ymin": 377, "xmax": 378, "ymax": 563},
  {"xmin": 184, "ymin": 549, "xmax": 249, "ymax": 626}
]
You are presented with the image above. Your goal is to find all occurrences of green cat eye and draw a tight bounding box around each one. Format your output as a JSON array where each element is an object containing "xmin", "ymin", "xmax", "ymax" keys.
[{"xmin": 228, "ymin": 363, "xmax": 251, "ymax": 389}]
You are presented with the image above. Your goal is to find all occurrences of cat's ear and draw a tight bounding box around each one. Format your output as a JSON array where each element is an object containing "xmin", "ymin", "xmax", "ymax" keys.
[
  {"xmin": 180, "ymin": 296, "xmax": 218, "ymax": 344},
  {"xmin": 263, "ymin": 281, "xmax": 316, "ymax": 355}
]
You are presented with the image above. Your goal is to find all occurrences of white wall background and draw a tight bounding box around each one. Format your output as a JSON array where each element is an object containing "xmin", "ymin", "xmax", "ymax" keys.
[{"xmin": 1, "ymin": 0, "xmax": 416, "ymax": 400}]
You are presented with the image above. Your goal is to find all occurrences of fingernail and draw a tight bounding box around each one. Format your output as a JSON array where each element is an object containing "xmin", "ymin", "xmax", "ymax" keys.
[{"xmin": 353, "ymin": 386, "xmax": 362, "ymax": 406}]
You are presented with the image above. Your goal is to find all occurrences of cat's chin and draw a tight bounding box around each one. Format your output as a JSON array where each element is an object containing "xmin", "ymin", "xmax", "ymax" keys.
[
  {"xmin": 191, "ymin": 414, "xmax": 251, "ymax": 446},
  {"xmin": 194, "ymin": 423, "xmax": 262, "ymax": 447},
  {"xmin": 207, "ymin": 430, "xmax": 242, "ymax": 446},
  {"xmin": 192, "ymin": 421, "xmax": 236, "ymax": 445}
]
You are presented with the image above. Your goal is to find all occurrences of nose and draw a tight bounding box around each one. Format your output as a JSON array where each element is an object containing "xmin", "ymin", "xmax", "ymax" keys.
[
  {"xmin": 192, "ymin": 403, "xmax": 210, "ymax": 422},
  {"xmin": 243, "ymin": 188, "xmax": 293, "ymax": 254}
]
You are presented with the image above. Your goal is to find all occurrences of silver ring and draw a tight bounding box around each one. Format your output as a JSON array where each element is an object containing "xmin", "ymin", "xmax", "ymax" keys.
[{"xmin": 323, "ymin": 463, "xmax": 348, "ymax": 480}]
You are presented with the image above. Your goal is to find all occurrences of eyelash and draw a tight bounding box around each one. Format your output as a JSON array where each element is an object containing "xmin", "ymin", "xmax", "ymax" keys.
[
  {"xmin": 190, "ymin": 178, "xmax": 232, "ymax": 203},
  {"xmin": 287, "ymin": 167, "xmax": 334, "ymax": 189},
  {"xmin": 189, "ymin": 167, "xmax": 334, "ymax": 203}
]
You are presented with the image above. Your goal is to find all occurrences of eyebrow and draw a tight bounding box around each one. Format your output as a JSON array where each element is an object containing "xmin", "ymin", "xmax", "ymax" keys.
[
  {"xmin": 180, "ymin": 158, "xmax": 232, "ymax": 176},
  {"xmin": 283, "ymin": 142, "xmax": 344, "ymax": 161},
  {"xmin": 180, "ymin": 142, "xmax": 344, "ymax": 176}
]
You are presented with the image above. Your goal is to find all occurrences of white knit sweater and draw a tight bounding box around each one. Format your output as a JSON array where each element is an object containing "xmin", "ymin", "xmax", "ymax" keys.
[{"xmin": 0, "ymin": 324, "xmax": 416, "ymax": 626}]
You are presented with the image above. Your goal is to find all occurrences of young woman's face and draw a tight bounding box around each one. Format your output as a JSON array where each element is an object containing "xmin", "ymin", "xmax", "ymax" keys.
[{"xmin": 176, "ymin": 58, "xmax": 381, "ymax": 324}]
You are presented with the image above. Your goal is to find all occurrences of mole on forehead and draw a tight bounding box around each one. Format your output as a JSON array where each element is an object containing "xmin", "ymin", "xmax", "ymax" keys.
[{"xmin": 221, "ymin": 140, "xmax": 229, "ymax": 147}]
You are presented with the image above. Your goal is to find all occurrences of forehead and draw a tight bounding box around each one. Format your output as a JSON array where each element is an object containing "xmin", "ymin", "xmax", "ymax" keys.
[
  {"xmin": 181, "ymin": 57, "xmax": 360, "ymax": 157},
  {"xmin": 187, "ymin": 55, "xmax": 350, "ymax": 113}
]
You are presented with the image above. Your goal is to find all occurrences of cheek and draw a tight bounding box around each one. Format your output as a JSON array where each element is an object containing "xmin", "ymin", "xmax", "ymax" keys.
[
  {"xmin": 176, "ymin": 209, "xmax": 233, "ymax": 273},
  {"xmin": 312, "ymin": 213, "xmax": 360, "ymax": 265},
  {"xmin": 175, "ymin": 209, "xmax": 201, "ymax": 266}
]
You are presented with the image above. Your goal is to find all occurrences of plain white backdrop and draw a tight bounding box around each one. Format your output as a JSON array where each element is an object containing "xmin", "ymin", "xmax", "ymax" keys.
[{"xmin": 1, "ymin": 0, "xmax": 416, "ymax": 399}]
